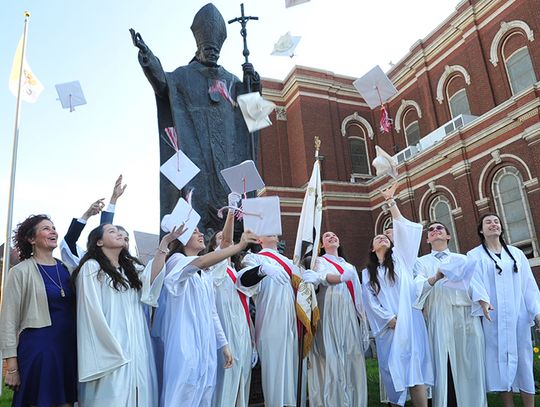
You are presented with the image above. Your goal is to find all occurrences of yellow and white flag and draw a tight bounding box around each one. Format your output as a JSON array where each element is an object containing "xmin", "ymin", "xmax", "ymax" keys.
[{"xmin": 9, "ymin": 36, "xmax": 44, "ymax": 103}]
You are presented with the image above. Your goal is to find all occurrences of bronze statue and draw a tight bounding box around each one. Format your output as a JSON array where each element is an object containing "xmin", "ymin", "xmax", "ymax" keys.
[{"xmin": 130, "ymin": 3, "xmax": 260, "ymax": 234}]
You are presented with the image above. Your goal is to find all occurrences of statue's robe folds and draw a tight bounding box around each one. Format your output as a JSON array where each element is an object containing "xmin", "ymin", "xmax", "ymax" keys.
[{"xmin": 140, "ymin": 53, "xmax": 253, "ymax": 233}]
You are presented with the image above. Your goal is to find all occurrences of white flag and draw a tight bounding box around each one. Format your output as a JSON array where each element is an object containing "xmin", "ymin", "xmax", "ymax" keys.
[
  {"xmin": 293, "ymin": 160, "xmax": 322, "ymax": 270},
  {"xmin": 293, "ymin": 159, "xmax": 322, "ymax": 357},
  {"xmin": 9, "ymin": 36, "xmax": 44, "ymax": 103}
]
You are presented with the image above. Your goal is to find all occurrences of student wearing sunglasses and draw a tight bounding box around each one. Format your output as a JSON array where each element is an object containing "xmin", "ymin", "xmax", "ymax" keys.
[{"xmin": 413, "ymin": 221, "xmax": 490, "ymax": 407}]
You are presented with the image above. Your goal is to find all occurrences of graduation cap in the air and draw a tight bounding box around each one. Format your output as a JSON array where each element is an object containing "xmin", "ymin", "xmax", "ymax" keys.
[
  {"xmin": 160, "ymin": 149, "xmax": 200, "ymax": 191},
  {"xmin": 285, "ymin": 0, "xmax": 310, "ymax": 7},
  {"xmin": 271, "ymin": 32, "xmax": 301, "ymax": 57},
  {"xmin": 237, "ymin": 92, "xmax": 276, "ymax": 133},
  {"xmin": 242, "ymin": 196, "xmax": 282, "ymax": 236},
  {"xmin": 55, "ymin": 81, "xmax": 87, "ymax": 112},
  {"xmin": 353, "ymin": 66, "xmax": 397, "ymax": 133},
  {"xmin": 161, "ymin": 197, "xmax": 201, "ymax": 245},
  {"xmin": 221, "ymin": 160, "xmax": 265, "ymax": 195},
  {"xmin": 372, "ymin": 145, "xmax": 398, "ymax": 179}
]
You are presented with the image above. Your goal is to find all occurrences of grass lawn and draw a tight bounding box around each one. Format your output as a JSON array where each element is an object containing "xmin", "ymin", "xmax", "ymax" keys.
[
  {"xmin": 0, "ymin": 358, "xmax": 535, "ymax": 406},
  {"xmin": 365, "ymin": 358, "xmax": 529, "ymax": 406}
]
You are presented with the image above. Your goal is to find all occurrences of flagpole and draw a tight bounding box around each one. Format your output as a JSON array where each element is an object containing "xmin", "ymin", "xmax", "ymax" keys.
[
  {"xmin": 1, "ymin": 11, "xmax": 31, "ymax": 305},
  {"xmin": 295, "ymin": 135, "xmax": 322, "ymax": 407}
]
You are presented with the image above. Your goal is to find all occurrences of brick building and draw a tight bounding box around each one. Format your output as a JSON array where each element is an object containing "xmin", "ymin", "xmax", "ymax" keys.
[{"xmin": 257, "ymin": 0, "xmax": 540, "ymax": 277}]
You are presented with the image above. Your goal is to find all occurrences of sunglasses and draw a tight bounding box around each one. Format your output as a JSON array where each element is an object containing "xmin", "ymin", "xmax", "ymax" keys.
[{"xmin": 428, "ymin": 225, "xmax": 445, "ymax": 232}]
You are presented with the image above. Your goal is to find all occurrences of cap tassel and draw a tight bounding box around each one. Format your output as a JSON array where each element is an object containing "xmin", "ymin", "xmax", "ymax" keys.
[
  {"xmin": 380, "ymin": 105, "xmax": 392, "ymax": 133},
  {"xmin": 209, "ymin": 80, "xmax": 236, "ymax": 106}
]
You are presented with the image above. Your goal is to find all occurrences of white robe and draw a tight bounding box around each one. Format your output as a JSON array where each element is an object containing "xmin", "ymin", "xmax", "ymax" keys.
[
  {"xmin": 361, "ymin": 217, "xmax": 434, "ymax": 406},
  {"xmin": 76, "ymin": 259, "xmax": 160, "ymax": 407},
  {"xmin": 307, "ymin": 254, "xmax": 369, "ymax": 407},
  {"xmin": 239, "ymin": 249, "xmax": 299, "ymax": 407},
  {"xmin": 414, "ymin": 251, "xmax": 488, "ymax": 407},
  {"xmin": 157, "ymin": 253, "xmax": 228, "ymax": 407},
  {"xmin": 210, "ymin": 260, "xmax": 253, "ymax": 407},
  {"xmin": 467, "ymin": 244, "xmax": 540, "ymax": 393}
]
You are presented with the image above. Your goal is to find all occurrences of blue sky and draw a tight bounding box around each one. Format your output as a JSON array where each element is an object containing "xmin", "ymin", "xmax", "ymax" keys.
[{"xmin": 0, "ymin": 0, "xmax": 458, "ymax": 252}]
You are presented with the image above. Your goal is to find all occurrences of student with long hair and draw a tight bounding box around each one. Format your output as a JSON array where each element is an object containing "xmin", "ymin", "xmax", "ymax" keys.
[
  {"xmin": 0, "ymin": 215, "xmax": 77, "ymax": 407},
  {"xmin": 156, "ymin": 226, "xmax": 258, "ymax": 407},
  {"xmin": 361, "ymin": 182, "xmax": 433, "ymax": 407},
  {"xmin": 72, "ymin": 223, "xmax": 184, "ymax": 406},
  {"xmin": 302, "ymin": 231, "xmax": 369, "ymax": 407},
  {"xmin": 467, "ymin": 213, "xmax": 540, "ymax": 407}
]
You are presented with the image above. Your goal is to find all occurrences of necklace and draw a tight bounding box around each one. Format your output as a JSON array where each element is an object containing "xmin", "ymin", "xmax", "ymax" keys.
[{"xmin": 36, "ymin": 261, "xmax": 65, "ymax": 297}]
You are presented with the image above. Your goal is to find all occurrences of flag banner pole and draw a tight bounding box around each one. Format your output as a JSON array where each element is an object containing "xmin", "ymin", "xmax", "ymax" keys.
[{"xmin": 1, "ymin": 11, "xmax": 31, "ymax": 305}]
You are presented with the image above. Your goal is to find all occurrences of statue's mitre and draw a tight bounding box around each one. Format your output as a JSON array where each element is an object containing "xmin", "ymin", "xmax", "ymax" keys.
[{"xmin": 191, "ymin": 3, "xmax": 227, "ymax": 49}]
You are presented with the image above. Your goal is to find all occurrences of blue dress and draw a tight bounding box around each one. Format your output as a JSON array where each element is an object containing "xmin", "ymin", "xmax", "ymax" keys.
[{"xmin": 12, "ymin": 261, "xmax": 77, "ymax": 407}]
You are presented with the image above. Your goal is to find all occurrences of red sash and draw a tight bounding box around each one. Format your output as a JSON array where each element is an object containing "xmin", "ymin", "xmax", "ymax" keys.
[
  {"xmin": 258, "ymin": 251, "xmax": 303, "ymax": 342},
  {"xmin": 226, "ymin": 266, "xmax": 251, "ymax": 327},
  {"xmin": 258, "ymin": 251, "xmax": 293, "ymax": 281},
  {"xmin": 322, "ymin": 256, "xmax": 356, "ymax": 306}
]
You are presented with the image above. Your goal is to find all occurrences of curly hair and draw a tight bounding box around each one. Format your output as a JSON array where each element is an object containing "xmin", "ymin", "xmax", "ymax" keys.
[
  {"xmin": 13, "ymin": 214, "xmax": 51, "ymax": 261},
  {"xmin": 72, "ymin": 224, "xmax": 143, "ymax": 291}
]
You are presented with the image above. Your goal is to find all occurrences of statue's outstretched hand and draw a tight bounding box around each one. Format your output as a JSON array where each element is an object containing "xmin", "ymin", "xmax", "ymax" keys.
[{"xmin": 129, "ymin": 28, "xmax": 149, "ymax": 53}]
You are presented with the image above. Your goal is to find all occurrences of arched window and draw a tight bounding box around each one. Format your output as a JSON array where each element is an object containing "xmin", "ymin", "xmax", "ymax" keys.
[
  {"xmin": 405, "ymin": 121, "xmax": 420, "ymax": 147},
  {"xmin": 446, "ymin": 74, "xmax": 471, "ymax": 119},
  {"xmin": 505, "ymin": 47, "xmax": 537, "ymax": 95},
  {"xmin": 402, "ymin": 108, "xmax": 421, "ymax": 147},
  {"xmin": 349, "ymin": 138, "xmax": 369, "ymax": 174},
  {"xmin": 448, "ymin": 89, "xmax": 471, "ymax": 118},
  {"xmin": 429, "ymin": 195, "xmax": 459, "ymax": 253},
  {"xmin": 346, "ymin": 124, "xmax": 370, "ymax": 175},
  {"xmin": 492, "ymin": 166, "xmax": 537, "ymax": 257}
]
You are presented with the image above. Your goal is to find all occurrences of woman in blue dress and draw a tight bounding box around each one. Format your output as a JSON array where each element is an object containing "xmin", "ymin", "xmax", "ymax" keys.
[{"xmin": 0, "ymin": 214, "xmax": 77, "ymax": 407}]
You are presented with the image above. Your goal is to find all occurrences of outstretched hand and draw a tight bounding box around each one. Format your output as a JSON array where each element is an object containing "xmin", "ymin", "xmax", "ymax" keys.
[
  {"xmin": 160, "ymin": 224, "xmax": 187, "ymax": 248},
  {"xmin": 380, "ymin": 181, "xmax": 398, "ymax": 201},
  {"xmin": 82, "ymin": 198, "xmax": 105, "ymax": 221},
  {"xmin": 239, "ymin": 230, "xmax": 259, "ymax": 249},
  {"xmin": 110, "ymin": 174, "xmax": 127, "ymax": 204},
  {"xmin": 129, "ymin": 28, "xmax": 149, "ymax": 53}
]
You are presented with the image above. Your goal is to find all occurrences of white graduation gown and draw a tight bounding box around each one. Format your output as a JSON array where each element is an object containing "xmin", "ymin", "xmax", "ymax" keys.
[
  {"xmin": 157, "ymin": 253, "xmax": 228, "ymax": 407},
  {"xmin": 467, "ymin": 244, "xmax": 540, "ymax": 393},
  {"xmin": 239, "ymin": 249, "xmax": 299, "ymax": 407},
  {"xmin": 361, "ymin": 217, "xmax": 434, "ymax": 406},
  {"xmin": 210, "ymin": 259, "xmax": 253, "ymax": 407},
  {"xmin": 307, "ymin": 255, "xmax": 369, "ymax": 407},
  {"xmin": 414, "ymin": 251, "xmax": 488, "ymax": 407},
  {"xmin": 76, "ymin": 259, "xmax": 160, "ymax": 407}
]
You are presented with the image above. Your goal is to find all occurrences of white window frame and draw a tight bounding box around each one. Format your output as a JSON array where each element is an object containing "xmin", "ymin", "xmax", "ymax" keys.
[
  {"xmin": 404, "ymin": 120, "xmax": 420, "ymax": 147},
  {"xmin": 448, "ymin": 88, "xmax": 471, "ymax": 118},
  {"xmin": 346, "ymin": 123, "xmax": 371, "ymax": 179},
  {"xmin": 504, "ymin": 46, "xmax": 537, "ymax": 95},
  {"xmin": 492, "ymin": 166, "xmax": 538, "ymax": 257}
]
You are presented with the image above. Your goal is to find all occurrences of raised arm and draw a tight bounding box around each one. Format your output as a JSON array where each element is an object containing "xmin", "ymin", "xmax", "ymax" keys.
[
  {"xmin": 150, "ymin": 225, "xmax": 187, "ymax": 284},
  {"xmin": 381, "ymin": 181, "xmax": 402, "ymax": 220},
  {"xmin": 129, "ymin": 28, "xmax": 168, "ymax": 98},
  {"xmin": 101, "ymin": 174, "xmax": 127, "ymax": 225},
  {"xmin": 220, "ymin": 192, "xmax": 242, "ymax": 249},
  {"xmin": 64, "ymin": 198, "xmax": 105, "ymax": 255},
  {"xmin": 191, "ymin": 230, "xmax": 258, "ymax": 270}
]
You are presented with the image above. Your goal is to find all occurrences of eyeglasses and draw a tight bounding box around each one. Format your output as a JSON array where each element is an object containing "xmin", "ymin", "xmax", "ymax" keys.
[{"xmin": 428, "ymin": 225, "xmax": 445, "ymax": 232}]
